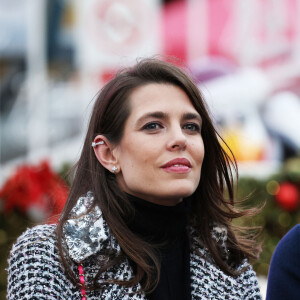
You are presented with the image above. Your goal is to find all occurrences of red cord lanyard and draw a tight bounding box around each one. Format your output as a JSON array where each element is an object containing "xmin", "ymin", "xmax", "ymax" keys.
[{"xmin": 78, "ymin": 263, "xmax": 87, "ymax": 300}]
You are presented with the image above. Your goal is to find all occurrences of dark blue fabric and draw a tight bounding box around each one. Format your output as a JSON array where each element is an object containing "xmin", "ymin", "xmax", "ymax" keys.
[{"xmin": 266, "ymin": 224, "xmax": 300, "ymax": 300}]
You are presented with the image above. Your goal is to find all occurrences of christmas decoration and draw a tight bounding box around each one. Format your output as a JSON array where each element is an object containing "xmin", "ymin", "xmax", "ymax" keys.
[
  {"xmin": 237, "ymin": 156, "xmax": 300, "ymax": 276},
  {"xmin": 275, "ymin": 182, "xmax": 300, "ymax": 211},
  {"xmin": 0, "ymin": 160, "xmax": 69, "ymax": 221}
]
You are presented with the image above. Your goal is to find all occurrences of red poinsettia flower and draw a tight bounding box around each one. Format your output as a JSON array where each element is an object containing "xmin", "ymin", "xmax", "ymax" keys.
[{"xmin": 0, "ymin": 160, "xmax": 69, "ymax": 221}]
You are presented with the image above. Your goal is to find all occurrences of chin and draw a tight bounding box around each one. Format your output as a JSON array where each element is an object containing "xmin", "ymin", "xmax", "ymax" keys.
[{"xmin": 164, "ymin": 184, "xmax": 197, "ymax": 199}]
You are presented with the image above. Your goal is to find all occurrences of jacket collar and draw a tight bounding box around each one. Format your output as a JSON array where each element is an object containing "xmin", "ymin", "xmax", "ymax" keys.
[
  {"xmin": 63, "ymin": 192, "xmax": 229, "ymax": 263},
  {"xmin": 63, "ymin": 191, "xmax": 120, "ymax": 263}
]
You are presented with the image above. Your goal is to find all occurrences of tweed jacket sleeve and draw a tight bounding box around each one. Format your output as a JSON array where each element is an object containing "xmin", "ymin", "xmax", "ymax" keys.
[{"xmin": 7, "ymin": 224, "xmax": 81, "ymax": 300}]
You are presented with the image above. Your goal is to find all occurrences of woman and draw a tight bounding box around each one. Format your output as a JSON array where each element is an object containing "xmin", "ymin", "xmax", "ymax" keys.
[
  {"xmin": 266, "ymin": 224, "xmax": 300, "ymax": 300},
  {"xmin": 7, "ymin": 58, "xmax": 262, "ymax": 299}
]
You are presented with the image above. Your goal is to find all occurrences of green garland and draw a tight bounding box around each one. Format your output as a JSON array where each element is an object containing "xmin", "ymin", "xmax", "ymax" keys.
[{"xmin": 237, "ymin": 156, "xmax": 300, "ymax": 276}]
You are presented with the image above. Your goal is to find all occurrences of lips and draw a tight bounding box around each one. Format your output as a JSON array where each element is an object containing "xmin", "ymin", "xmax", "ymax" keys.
[
  {"xmin": 162, "ymin": 158, "xmax": 191, "ymax": 168},
  {"xmin": 161, "ymin": 158, "xmax": 191, "ymax": 174}
]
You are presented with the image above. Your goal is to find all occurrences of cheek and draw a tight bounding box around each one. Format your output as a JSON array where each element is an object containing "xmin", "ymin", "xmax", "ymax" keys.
[
  {"xmin": 118, "ymin": 154, "xmax": 157, "ymax": 193},
  {"xmin": 120, "ymin": 148, "xmax": 152, "ymax": 176},
  {"xmin": 191, "ymin": 140, "xmax": 205, "ymax": 162},
  {"xmin": 200, "ymin": 145, "xmax": 205, "ymax": 162}
]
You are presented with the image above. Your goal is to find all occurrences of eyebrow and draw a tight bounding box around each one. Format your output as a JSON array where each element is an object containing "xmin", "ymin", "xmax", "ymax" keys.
[
  {"xmin": 136, "ymin": 111, "xmax": 202, "ymax": 126},
  {"xmin": 181, "ymin": 112, "xmax": 202, "ymax": 122}
]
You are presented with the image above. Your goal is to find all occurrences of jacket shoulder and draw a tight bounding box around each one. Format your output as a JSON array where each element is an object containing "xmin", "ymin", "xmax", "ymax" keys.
[
  {"xmin": 11, "ymin": 224, "xmax": 57, "ymax": 248},
  {"xmin": 190, "ymin": 225, "xmax": 262, "ymax": 299},
  {"xmin": 7, "ymin": 224, "xmax": 78, "ymax": 299}
]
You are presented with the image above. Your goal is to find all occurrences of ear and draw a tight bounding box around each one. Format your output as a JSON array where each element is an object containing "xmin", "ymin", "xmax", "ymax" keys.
[{"xmin": 93, "ymin": 135, "xmax": 119, "ymax": 173}]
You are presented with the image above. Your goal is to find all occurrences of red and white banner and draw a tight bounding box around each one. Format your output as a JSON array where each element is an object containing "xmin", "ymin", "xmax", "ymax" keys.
[
  {"xmin": 163, "ymin": 0, "xmax": 300, "ymax": 68},
  {"xmin": 75, "ymin": 0, "xmax": 161, "ymax": 78}
]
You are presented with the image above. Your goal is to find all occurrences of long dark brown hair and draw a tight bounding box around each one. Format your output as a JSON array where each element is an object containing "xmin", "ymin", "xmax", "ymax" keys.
[{"xmin": 57, "ymin": 58, "xmax": 260, "ymax": 293}]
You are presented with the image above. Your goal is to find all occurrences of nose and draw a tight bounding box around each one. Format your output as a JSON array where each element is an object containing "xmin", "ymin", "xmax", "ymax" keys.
[{"xmin": 166, "ymin": 126, "xmax": 187, "ymax": 151}]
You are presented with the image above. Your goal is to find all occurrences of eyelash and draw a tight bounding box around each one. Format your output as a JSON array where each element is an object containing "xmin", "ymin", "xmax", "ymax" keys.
[
  {"xmin": 183, "ymin": 123, "xmax": 201, "ymax": 132},
  {"xmin": 142, "ymin": 122, "xmax": 201, "ymax": 133},
  {"xmin": 142, "ymin": 122, "xmax": 163, "ymax": 131}
]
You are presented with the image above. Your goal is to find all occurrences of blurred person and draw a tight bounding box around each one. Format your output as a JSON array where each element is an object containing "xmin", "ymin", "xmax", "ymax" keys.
[
  {"xmin": 266, "ymin": 224, "xmax": 300, "ymax": 300},
  {"xmin": 7, "ymin": 58, "xmax": 262, "ymax": 299}
]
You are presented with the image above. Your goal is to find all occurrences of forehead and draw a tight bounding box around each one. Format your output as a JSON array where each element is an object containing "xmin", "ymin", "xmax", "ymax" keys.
[{"xmin": 127, "ymin": 83, "xmax": 198, "ymax": 116}]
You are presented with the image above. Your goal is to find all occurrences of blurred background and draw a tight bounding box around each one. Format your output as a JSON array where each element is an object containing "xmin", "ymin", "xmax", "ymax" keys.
[{"xmin": 1, "ymin": 0, "xmax": 300, "ymax": 298}]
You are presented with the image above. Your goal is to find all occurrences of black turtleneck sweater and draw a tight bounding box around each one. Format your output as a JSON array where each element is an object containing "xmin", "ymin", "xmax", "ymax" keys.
[{"xmin": 127, "ymin": 195, "xmax": 191, "ymax": 300}]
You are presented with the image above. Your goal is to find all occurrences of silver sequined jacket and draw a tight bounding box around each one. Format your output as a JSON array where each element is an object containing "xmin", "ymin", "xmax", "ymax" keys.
[{"xmin": 7, "ymin": 192, "xmax": 262, "ymax": 299}]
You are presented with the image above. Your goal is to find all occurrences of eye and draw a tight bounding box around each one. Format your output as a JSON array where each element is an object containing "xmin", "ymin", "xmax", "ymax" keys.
[
  {"xmin": 142, "ymin": 122, "xmax": 163, "ymax": 131},
  {"xmin": 183, "ymin": 123, "xmax": 201, "ymax": 132}
]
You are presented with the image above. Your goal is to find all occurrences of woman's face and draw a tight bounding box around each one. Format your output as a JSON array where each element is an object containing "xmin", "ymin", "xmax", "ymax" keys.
[{"xmin": 114, "ymin": 83, "xmax": 205, "ymax": 206}]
